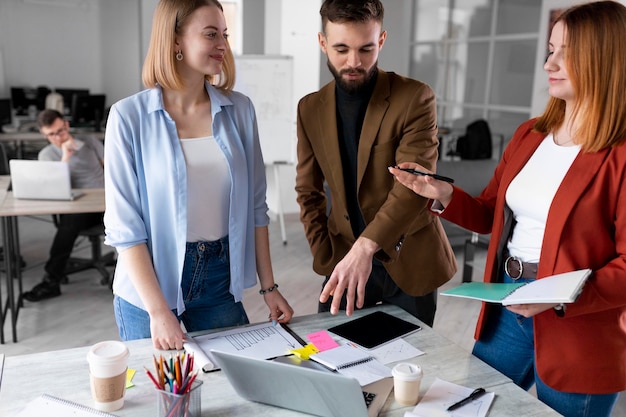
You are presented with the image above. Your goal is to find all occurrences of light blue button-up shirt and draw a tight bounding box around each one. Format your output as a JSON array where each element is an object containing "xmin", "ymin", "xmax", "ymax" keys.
[{"xmin": 103, "ymin": 83, "xmax": 269, "ymax": 314}]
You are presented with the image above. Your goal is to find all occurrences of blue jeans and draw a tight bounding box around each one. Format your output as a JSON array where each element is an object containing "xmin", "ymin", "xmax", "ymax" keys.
[
  {"xmin": 472, "ymin": 273, "xmax": 617, "ymax": 417},
  {"xmin": 114, "ymin": 236, "xmax": 249, "ymax": 340}
]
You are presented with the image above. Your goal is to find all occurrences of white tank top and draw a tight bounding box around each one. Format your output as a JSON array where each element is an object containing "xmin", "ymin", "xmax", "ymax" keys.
[
  {"xmin": 505, "ymin": 134, "xmax": 580, "ymax": 262},
  {"xmin": 180, "ymin": 136, "xmax": 231, "ymax": 242}
]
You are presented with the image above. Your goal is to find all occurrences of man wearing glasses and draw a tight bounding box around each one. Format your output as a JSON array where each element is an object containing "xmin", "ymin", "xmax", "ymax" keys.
[{"xmin": 22, "ymin": 109, "xmax": 105, "ymax": 302}]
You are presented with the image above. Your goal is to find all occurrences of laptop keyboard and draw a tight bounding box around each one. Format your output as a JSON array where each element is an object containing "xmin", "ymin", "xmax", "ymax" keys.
[{"xmin": 362, "ymin": 391, "xmax": 377, "ymax": 408}]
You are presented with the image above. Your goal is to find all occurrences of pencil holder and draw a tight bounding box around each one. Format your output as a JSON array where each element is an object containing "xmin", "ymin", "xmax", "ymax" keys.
[{"xmin": 156, "ymin": 380, "xmax": 202, "ymax": 417}]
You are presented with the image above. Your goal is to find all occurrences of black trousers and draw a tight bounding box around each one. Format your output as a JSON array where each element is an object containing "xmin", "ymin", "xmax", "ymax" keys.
[
  {"xmin": 318, "ymin": 262, "xmax": 437, "ymax": 327},
  {"xmin": 44, "ymin": 212, "xmax": 104, "ymax": 283}
]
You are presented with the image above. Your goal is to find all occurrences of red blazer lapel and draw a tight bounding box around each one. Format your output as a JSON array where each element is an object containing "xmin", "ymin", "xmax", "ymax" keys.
[{"xmin": 539, "ymin": 148, "xmax": 610, "ymax": 274}]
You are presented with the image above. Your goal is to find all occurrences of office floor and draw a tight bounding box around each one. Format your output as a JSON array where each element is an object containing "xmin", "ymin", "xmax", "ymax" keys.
[{"xmin": 2, "ymin": 213, "xmax": 625, "ymax": 415}]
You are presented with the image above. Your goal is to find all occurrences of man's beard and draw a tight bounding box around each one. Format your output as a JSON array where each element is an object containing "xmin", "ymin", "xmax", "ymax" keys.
[{"xmin": 328, "ymin": 60, "xmax": 378, "ymax": 94}]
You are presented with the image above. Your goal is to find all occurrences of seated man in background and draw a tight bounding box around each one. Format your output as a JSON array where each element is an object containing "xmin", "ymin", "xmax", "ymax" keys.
[{"xmin": 22, "ymin": 109, "xmax": 105, "ymax": 302}]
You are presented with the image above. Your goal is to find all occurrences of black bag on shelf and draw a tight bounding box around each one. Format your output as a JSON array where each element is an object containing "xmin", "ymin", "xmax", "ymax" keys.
[{"xmin": 456, "ymin": 119, "xmax": 492, "ymax": 160}]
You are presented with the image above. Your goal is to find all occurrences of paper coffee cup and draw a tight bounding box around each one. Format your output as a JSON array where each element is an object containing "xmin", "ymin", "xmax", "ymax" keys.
[
  {"xmin": 392, "ymin": 362, "xmax": 423, "ymax": 406},
  {"xmin": 87, "ymin": 341, "xmax": 130, "ymax": 412}
]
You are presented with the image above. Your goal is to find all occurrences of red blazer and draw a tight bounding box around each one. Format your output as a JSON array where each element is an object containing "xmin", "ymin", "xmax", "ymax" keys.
[{"xmin": 440, "ymin": 118, "xmax": 626, "ymax": 393}]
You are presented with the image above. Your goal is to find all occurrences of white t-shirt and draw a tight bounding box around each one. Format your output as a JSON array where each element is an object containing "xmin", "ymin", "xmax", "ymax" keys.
[
  {"xmin": 505, "ymin": 134, "xmax": 580, "ymax": 262},
  {"xmin": 180, "ymin": 136, "xmax": 231, "ymax": 242}
]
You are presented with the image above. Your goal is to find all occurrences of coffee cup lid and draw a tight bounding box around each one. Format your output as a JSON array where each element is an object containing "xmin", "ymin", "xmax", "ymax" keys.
[
  {"xmin": 87, "ymin": 341, "xmax": 129, "ymax": 365},
  {"xmin": 392, "ymin": 363, "xmax": 423, "ymax": 381}
]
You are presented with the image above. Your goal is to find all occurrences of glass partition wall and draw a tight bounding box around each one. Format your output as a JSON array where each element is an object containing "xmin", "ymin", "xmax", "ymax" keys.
[{"xmin": 410, "ymin": 0, "xmax": 542, "ymax": 158}]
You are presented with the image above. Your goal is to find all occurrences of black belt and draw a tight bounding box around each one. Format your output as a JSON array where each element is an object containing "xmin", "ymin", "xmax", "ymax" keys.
[{"xmin": 504, "ymin": 256, "xmax": 538, "ymax": 280}]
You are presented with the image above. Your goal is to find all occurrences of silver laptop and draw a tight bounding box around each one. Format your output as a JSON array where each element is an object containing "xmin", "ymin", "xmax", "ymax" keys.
[
  {"xmin": 9, "ymin": 160, "xmax": 83, "ymax": 201},
  {"xmin": 211, "ymin": 349, "xmax": 394, "ymax": 417}
]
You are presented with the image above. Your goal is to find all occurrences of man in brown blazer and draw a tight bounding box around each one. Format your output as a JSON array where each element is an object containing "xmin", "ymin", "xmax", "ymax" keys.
[{"xmin": 295, "ymin": 0, "xmax": 456, "ymax": 326}]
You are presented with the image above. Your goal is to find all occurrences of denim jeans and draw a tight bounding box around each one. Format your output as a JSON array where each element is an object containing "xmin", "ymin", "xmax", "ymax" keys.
[
  {"xmin": 472, "ymin": 273, "xmax": 617, "ymax": 417},
  {"xmin": 114, "ymin": 236, "xmax": 249, "ymax": 341}
]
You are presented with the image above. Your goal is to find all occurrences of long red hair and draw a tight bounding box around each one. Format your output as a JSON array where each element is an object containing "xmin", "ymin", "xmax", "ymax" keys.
[{"xmin": 534, "ymin": 1, "xmax": 626, "ymax": 152}]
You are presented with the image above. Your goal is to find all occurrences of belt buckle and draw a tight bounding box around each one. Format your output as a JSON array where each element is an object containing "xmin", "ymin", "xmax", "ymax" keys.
[{"xmin": 504, "ymin": 256, "xmax": 523, "ymax": 280}]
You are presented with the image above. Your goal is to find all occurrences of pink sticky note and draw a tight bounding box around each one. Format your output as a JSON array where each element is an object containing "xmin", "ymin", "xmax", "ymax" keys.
[{"xmin": 307, "ymin": 330, "xmax": 340, "ymax": 351}]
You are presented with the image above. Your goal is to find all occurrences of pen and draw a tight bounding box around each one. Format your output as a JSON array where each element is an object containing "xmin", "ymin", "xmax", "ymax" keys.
[
  {"xmin": 446, "ymin": 387, "xmax": 486, "ymax": 411},
  {"xmin": 394, "ymin": 166, "xmax": 455, "ymax": 183}
]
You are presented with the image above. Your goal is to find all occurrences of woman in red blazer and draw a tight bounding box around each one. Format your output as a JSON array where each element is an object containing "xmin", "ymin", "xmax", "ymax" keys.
[{"xmin": 390, "ymin": 2, "xmax": 626, "ymax": 416}]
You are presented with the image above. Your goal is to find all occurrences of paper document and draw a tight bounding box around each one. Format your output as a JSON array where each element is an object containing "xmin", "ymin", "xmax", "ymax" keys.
[
  {"xmin": 366, "ymin": 338, "xmax": 424, "ymax": 365},
  {"xmin": 440, "ymin": 269, "xmax": 591, "ymax": 305},
  {"xmin": 409, "ymin": 378, "xmax": 495, "ymax": 417},
  {"xmin": 183, "ymin": 322, "xmax": 303, "ymax": 372}
]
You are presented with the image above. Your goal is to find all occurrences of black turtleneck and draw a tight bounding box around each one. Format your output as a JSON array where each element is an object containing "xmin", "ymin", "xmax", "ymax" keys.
[{"xmin": 335, "ymin": 70, "xmax": 377, "ymax": 238}]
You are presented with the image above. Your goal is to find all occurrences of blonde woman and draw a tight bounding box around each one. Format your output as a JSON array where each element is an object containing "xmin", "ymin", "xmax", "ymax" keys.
[{"xmin": 104, "ymin": 0, "xmax": 293, "ymax": 351}]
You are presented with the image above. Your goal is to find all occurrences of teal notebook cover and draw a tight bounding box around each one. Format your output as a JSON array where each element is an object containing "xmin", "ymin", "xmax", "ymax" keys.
[{"xmin": 440, "ymin": 282, "xmax": 525, "ymax": 303}]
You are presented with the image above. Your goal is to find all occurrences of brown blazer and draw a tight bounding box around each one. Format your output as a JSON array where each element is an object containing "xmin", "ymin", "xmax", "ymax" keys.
[
  {"xmin": 295, "ymin": 70, "xmax": 456, "ymax": 296},
  {"xmin": 440, "ymin": 118, "xmax": 626, "ymax": 393}
]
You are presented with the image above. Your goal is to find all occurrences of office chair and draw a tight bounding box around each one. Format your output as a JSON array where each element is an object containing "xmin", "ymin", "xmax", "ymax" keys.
[{"xmin": 52, "ymin": 215, "xmax": 116, "ymax": 286}]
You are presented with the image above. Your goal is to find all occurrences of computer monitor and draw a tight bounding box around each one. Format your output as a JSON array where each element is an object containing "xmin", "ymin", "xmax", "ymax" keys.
[
  {"xmin": 0, "ymin": 99, "xmax": 12, "ymax": 132},
  {"xmin": 54, "ymin": 88, "xmax": 89, "ymax": 115},
  {"xmin": 10, "ymin": 87, "xmax": 39, "ymax": 116},
  {"xmin": 71, "ymin": 94, "xmax": 106, "ymax": 131}
]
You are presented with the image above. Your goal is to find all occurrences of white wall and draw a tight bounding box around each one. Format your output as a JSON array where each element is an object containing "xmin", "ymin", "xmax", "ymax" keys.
[
  {"xmin": 100, "ymin": 1, "xmax": 142, "ymax": 106},
  {"xmin": 263, "ymin": 0, "xmax": 322, "ymax": 216},
  {"xmin": 0, "ymin": 0, "xmax": 142, "ymax": 107},
  {"xmin": 0, "ymin": 0, "xmax": 103, "ymax": 97}
]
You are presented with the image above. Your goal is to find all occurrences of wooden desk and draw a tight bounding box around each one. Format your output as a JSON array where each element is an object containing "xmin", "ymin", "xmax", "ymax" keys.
[
  {"xmin": 0, "ymin": 188, "xmax": 105, "ymax": 343},
  {"xmin": 0, "ymin": 305, "xmax": 560, "ymax": 416}
]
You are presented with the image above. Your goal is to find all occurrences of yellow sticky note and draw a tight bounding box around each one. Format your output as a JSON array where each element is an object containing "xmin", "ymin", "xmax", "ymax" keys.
[
  {"xmin": 126, "ymin": 368, "xmax": 136, "ymax": 389},
  {"xmin": 289, "ymin": 343, "xmax": 319, "ymax": 360}
]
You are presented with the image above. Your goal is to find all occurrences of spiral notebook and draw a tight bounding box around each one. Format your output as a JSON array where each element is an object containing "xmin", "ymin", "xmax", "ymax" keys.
[
  {"xmin": 441, "ymin": 269, "xmax": 591, "ymax": 306},
  {"xmin": 15, "ymin": 394, "xmax": 116, "ymax": 417},
  {"xmin": 310, "ymin": 344, "xmax": 392, "ymax": 386}
]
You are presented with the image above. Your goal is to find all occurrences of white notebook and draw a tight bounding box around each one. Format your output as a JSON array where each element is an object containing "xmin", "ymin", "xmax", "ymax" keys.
[
  {"xmin": 441, "ymin": 269, "xmax": 592, "ymax": 305},
  {"xmin": 15, "ymin": 394, "xmax": 116, "ymax": 417},
  {"xmin": 310, "ymin": 344, "xmax": 392, "ymax": 386}
]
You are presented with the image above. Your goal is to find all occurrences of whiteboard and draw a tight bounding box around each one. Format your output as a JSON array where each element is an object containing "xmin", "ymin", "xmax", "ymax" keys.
[{"xmin": 234, "ymin": 55, "xmax": 294, "ymax": 164}]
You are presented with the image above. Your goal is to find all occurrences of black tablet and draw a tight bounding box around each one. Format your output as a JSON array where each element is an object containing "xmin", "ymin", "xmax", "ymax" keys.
[{"xmin": 327, "ymin": 310, "xmax": 421, "ymax": 349}]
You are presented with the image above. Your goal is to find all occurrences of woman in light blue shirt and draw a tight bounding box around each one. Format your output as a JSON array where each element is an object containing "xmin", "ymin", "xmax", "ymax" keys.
[{"xmin": 104, "ymin": 0, "xmax": 293, "ymax": 350}]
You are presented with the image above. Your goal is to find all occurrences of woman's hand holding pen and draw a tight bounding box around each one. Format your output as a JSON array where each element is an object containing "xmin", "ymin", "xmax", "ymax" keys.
[{"xmin": 389, "ymin": 163, "xmax": 454, "ymax": 207}]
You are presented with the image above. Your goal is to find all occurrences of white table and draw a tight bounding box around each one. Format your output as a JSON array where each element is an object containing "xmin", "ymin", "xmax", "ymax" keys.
[
  {"xmin": 0, "ymin": 188, "xmax": 105, "ymax": 343},
  {"xmin": 0, "ymin": 305, "xmax": 561, "ymax": 416}
]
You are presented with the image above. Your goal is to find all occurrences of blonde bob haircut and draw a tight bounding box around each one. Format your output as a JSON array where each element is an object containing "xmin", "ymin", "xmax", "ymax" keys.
[
  {"xmin": 142, "ymin": 0, "xmax": 235, "ymax": 93},
  {"xmin": 534, "ymin": 0, "xmax": 626, "ymax": 152}
]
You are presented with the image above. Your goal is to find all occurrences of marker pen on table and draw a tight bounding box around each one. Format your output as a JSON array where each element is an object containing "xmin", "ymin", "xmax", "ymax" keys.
[{"xmin": 446, "ymin": 387, "xmax": 487, "ymax": 411}]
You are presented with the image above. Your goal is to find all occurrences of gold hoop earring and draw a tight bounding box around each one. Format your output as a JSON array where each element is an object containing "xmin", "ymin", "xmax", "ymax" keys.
[{"xmin": 176, "ymin": 50, "xmax": 183, "ymax": 61}]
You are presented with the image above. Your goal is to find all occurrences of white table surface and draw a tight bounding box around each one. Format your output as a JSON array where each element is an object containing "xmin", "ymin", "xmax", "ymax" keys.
[
  {"xmin": 0, "ymin": 305, "xmax": 560, "ymax": 416},
  {"xmin": 0, "ymin": 188, "xmax": 105, "ymax": 217}
]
